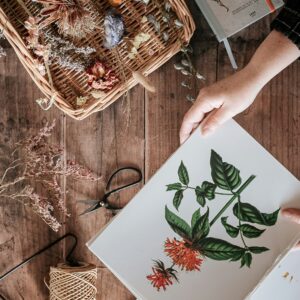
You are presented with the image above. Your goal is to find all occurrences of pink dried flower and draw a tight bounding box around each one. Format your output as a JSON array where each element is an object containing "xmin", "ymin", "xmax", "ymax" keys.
[
  {"xmin": 86, "ymin": 61, "xmax": 120, "ymax": 92},
  {"xmin": 0, "ymin": 121, "xmax": 101, "ymax": 231}
]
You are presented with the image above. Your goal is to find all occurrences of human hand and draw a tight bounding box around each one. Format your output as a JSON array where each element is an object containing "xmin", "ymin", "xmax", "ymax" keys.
[
  {"xmin": 282, "ymin": 208, "xmax": 300, "ymax": 250},
  {"xmin": 180, "ymin": 64, "xmax": 263, "ymax": 144}
]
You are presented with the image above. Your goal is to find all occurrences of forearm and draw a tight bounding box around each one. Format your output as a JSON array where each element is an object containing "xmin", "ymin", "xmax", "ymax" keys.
[{"xmin": 246, "ymin": 30, "xmax": 300, "ymax": 88}]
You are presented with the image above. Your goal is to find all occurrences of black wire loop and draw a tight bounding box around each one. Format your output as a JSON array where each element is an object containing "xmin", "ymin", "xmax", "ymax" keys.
[{"xmin": 0, "ymin": 233, "xmax": 78, "ymax": 283}]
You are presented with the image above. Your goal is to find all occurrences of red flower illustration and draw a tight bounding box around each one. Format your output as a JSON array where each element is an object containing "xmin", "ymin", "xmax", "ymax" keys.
[
  {"xmin": 164, "ymin": 238, "xmax": 203, "ymax": 271},
  {"xmin": 146, "ymin": 260, "xmax": 177, "ymax": 291}
]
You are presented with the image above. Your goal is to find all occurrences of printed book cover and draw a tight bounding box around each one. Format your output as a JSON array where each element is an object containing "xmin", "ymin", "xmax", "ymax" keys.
[
  {"xmin": 194, "ymin": 0, "xmax": 284, "ymax": 68},
  {"xmin": 195, "ymin": 0, "xmax": 284, "ymax": 41},
  {"xmin": 88, "ymin": 120, "xmax": 300, "ymax": 300}
]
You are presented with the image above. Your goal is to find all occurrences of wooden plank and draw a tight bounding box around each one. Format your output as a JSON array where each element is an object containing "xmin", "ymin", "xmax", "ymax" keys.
[
  {"xmin": 0, "ymin": 45, "xmax": 64, "ymax": 299},
  {"xmin": 145, "ymin": 0, "xmax": 219, "ymax": 180},
  {"xmin": 64, "ymin": 87, "xmax": 144, "ymax": 300},
  {"xmin": 217, "ymin": 16, "xmax": 300, "ymax": 178}
]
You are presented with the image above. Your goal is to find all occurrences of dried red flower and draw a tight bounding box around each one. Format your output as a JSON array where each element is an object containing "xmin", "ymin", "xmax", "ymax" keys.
[
  {"xmin": 86, "ymin": 61, "xmax": 120, "ymax": 92},
  {"xmin": 146, "ymin": 260, "xmax": 177, "ymax": 291},
  {"xmin": 164, "ymin": 238, "xmax": 203, "ymax": 271}
]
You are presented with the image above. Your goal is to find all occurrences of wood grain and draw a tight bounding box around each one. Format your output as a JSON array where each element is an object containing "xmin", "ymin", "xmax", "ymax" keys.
[
  {"xmin": 0, "ymin": 1, "xmax": 299, "ymax": 299},
  {"xmin": 0, "ymin": 46, "xmax": 65, "ymax": 300}
]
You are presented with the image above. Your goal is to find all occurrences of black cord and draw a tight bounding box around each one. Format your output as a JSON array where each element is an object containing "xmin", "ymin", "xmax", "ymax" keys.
[{"xmin": 0, "ymin": 233, "xmax": 78, "ymax": 282}]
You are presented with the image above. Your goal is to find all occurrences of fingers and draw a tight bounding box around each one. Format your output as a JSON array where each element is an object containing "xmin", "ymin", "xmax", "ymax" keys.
[
  {"xmin": 294, "ymin": 241, "xmax": 300, "ymax": 251},
  {"xmin": 281, "ymin": 208, "xmax": 300, "ymax": 224},
  {"xmin": 201, "ymin": 107, "xmax": 233, "ymax": 136},
  {"xmin": 180, "ymin": 99, "xmax": 216, "ymax": 144}
]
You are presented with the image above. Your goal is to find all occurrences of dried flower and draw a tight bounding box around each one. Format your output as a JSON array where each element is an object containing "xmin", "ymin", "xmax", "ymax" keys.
[
  {"xmin": 43, "ymin": 30, "xmax": 96, "ymax": 72},
  {"xmin": 128, "ymin": 32, "xmax": 151, "ymax": 60},
  {"xmin": 76, "ymin": 96, "xmax": 88, "ymax": 106},
  {"xmin": 34, "ymin": 0, "xmax": 98, "ymax": 39},
  {"xmin": 164, "ymin": 238, "xmax": 203, "ymax": 271},
  {"xmin": 147, "ymin": 260, "xmax": 177, "ymax": 291},
  {"xmin": 24, "ymin": 17, "xmax": 96, "ymax": 72},
  {"xmin": 86, "ymin": 61, "xmax": 120, "ymax": 92},
  {"xmin": 108, "ymin": 0, "xmax": 123, "ymax": 7},
  {"xmin": 174, "ymin": 45, "xmax": 205, "ymax": 102},
  {"xmin": 0, "ymin": 121, "xmax": 101, "ymax": 231},
  {"xmin": 103, "ymin": 9, "xmax": 125, "ymax": 49},
  {"xmin": 25, "ymin": 17, "xmax": 49, "ymax": 59}
]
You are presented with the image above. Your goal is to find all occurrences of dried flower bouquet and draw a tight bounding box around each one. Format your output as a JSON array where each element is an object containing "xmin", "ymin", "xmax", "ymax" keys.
[{"xmin": 0, "ymin": 121, "xmax": 100, "ymax": 231}]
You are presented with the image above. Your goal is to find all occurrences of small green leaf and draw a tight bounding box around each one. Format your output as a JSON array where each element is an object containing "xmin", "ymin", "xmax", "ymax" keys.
[
  {"xmin": 230, "ymin": 251, "xmax": 244, "ymax": 262},
  {"xmin": 221, "ymin": 217, "xmax": 239, "ymax": 238},
  {"xmin": 262, "ymin": 209, "xmax": 280, "ymax": 226},
  {"xmin": 201, "ymin": 181, "xmax": 216, "ymax": 200},
  {"xmin": 192, "ymin": 208, "xmax": 210, "ymax": 241},
  {"xmin": 165, "ymin": 206, "xmax": 192, "ymax": 241},
  {"xmin": 195, "ymin": 186, "xmax": 206, "ymax": 207},
  {"xmin": 195, "ymin": 237, "xmax": 244, "ymax": 261},
  {"xmin": 178, "ymin": 161, "xmax": 189, "ymax": 185},
  {"xmin": 191, "ymin": 209, "xmax": 201, "ymax": 229},
  {"xmin": 249, "ymin": 246, "xmax": 269, "ymax": 254},
  {"xmin": 166, "ymin": 183, "xmax": 183, "ymax": 191},
  {"xmin": 173, "ymin": 190, "xmax": 183, "ymax": 210},
  {"xmin": 239, "ymin": 224, "xmax": 265, "ymax": 238},
  {"xmin": 241, "ymin": 252, "xmax": 252, "ymax": 268},
  {"xmin": 233, "ymin": 202, "xmax": 280, "ymax": 227},
  {"xmin": 210, "ymin": 150, "xmax": 241, "ymax": 191}
]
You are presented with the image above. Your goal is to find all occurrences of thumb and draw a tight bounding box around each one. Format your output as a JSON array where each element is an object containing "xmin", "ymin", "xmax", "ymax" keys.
[
  {"xmin": 201, "ymin": 107, "xmax": 233, "ymax": 136},
  {"xmin": 282, "ymin": 208, "xmax": 300, "ymax": 224}
]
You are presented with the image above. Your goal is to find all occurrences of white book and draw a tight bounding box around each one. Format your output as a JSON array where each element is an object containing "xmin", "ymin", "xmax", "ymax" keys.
[
  {"xmin": 194, "ymin": 0, "xmax": 284, "ymax": 68},
  {"xmin": 247, "ymin": 239, "xmax": 300, "ymax": 300},
  {"xmin": 88, "ymin": 120, "xmax": 300, "ymax": 300}
]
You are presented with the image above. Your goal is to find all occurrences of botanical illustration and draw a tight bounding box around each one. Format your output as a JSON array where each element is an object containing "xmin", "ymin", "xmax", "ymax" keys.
[{"xmin": 147, "ymin": 150, "xmax": 279, "ymax": 291}]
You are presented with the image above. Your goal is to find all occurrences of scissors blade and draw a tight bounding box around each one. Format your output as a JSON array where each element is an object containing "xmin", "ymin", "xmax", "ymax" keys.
[{"xmin": 78, "ymin": 200, "xmax": 102, "ymax": 216}]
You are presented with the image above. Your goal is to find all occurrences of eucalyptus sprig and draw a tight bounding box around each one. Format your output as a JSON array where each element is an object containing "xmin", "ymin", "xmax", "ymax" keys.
[{"xmin": 174, "ymin": 45, "xmax": 205, "ymax": 102}]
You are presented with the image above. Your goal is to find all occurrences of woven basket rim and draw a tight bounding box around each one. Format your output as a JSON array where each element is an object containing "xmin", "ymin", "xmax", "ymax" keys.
[{"xmin": 0, "ymin": 0, "xmax": 195, "ymax": 120}]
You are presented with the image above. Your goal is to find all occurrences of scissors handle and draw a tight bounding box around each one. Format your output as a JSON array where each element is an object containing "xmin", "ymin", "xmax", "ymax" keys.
[{"xmin": 106, "ymin": 166, "xmax": 143, "ymax": 197}]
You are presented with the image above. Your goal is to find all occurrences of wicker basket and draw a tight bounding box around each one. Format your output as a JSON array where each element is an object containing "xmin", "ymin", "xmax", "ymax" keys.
[{"xmin": 0, "ymin": 0, "xmax": 195, "ymax": 120}]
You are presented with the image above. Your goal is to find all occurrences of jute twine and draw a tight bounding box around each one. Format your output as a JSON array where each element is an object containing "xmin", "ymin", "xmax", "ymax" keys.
[{"xmin": 46, "ymin": 262, "xmax": 97, "ymax": 300}]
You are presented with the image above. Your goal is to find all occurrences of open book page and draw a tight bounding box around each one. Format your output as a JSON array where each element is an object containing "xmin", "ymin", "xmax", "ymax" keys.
[{"xmin": 88, "ymin": 120, "xmax": 300, "ymax": 300}]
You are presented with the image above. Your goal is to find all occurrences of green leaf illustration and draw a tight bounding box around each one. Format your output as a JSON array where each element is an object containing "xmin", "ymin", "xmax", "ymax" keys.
[
  {"xmin": 230, "ymin": 251, "xmax": 244, "ymax": 262},
  {"xmin": 221, "ymin": 217, "xmax": 239, "ymax": 238},
  {"xmin": 233, "ymin": 202, "xmax": 280, "ymax": 226},
  {"xmin": 166, "ymin": 183, "xmax": 183, "ymax": 191},
  {"xmin": 191, "ymin": 209, "xmax": 201, "ymax": 229},
  {"xmin": 262, "ymin": 209, "xmax": 280, "ymax": 226},
  {"xmin": 195, "ymin": 182, "xmax": 216, "ymax": 207},
  {"xmin": 195, "ymin": 186, "xmax": 206, "ymax": 207},
  {"xmin": 178, "ymin": 161, "xmax": 189, "ymax": 185},
  {"xmin": 239, "ymin": 224, "xmax": 265, "ymax": 238},
  {"xmin": 165, "ymin": 206, "xmax": 192, "ymax": 241},
  {"xmin": 202, "ymin": 181, "xmax": 216, "ymax": 200},
  {"xmin": 173, "ymin": 190, "xmax": 183, "ymax": 210},
  {"xmin": 192, "ymin": 208, "xmax": 210, "ymax": 242},
  {"xmin": 249, "ymin": 246, "xmax": 269, "ymax": 254},
  {"xmin": 241, "ymin": 252, "xmax": 252, "ymax": 268},
  {"xmin": 195, "ymin": 237, "xmax": 245, "ymax": 261},
  {"xmin": 210, "ymin": 150, "xmax": 241, "ymax": 191}
]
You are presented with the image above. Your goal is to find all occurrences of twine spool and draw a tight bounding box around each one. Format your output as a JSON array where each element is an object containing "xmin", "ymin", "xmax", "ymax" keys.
[{"xmin": 47, "ymin": 262, "xmax": 97, "ymax": 300}]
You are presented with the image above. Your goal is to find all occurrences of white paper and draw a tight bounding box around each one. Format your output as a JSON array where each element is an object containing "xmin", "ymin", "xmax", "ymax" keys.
[
  {"xmin": 88, "ymin": 120, "xmax": 300, "ymax": 300},
  {"xmin": 248, "ymin": 239, "xmax": 300, "ymax": 300}
]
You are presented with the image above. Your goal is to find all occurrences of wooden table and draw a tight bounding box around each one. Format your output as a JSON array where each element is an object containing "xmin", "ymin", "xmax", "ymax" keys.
[{"xmin": 0, "ymin": 1, "xmax": 299, "ymax": 299}]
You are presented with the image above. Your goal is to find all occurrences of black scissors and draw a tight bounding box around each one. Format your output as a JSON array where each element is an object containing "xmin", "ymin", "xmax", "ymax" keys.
[{"xmin": 78, "ymin": 166, "xmax": 143, "ymax": 216}]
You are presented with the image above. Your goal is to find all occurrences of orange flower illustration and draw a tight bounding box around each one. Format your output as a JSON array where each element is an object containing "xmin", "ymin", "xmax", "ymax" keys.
[
  {"xmin": 146, "ymin": 260, "xmax": 177, "ymax": 291},
  {"xmin": 164, "ymin": 238, "xmax": 203, "ymax": 271}
]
